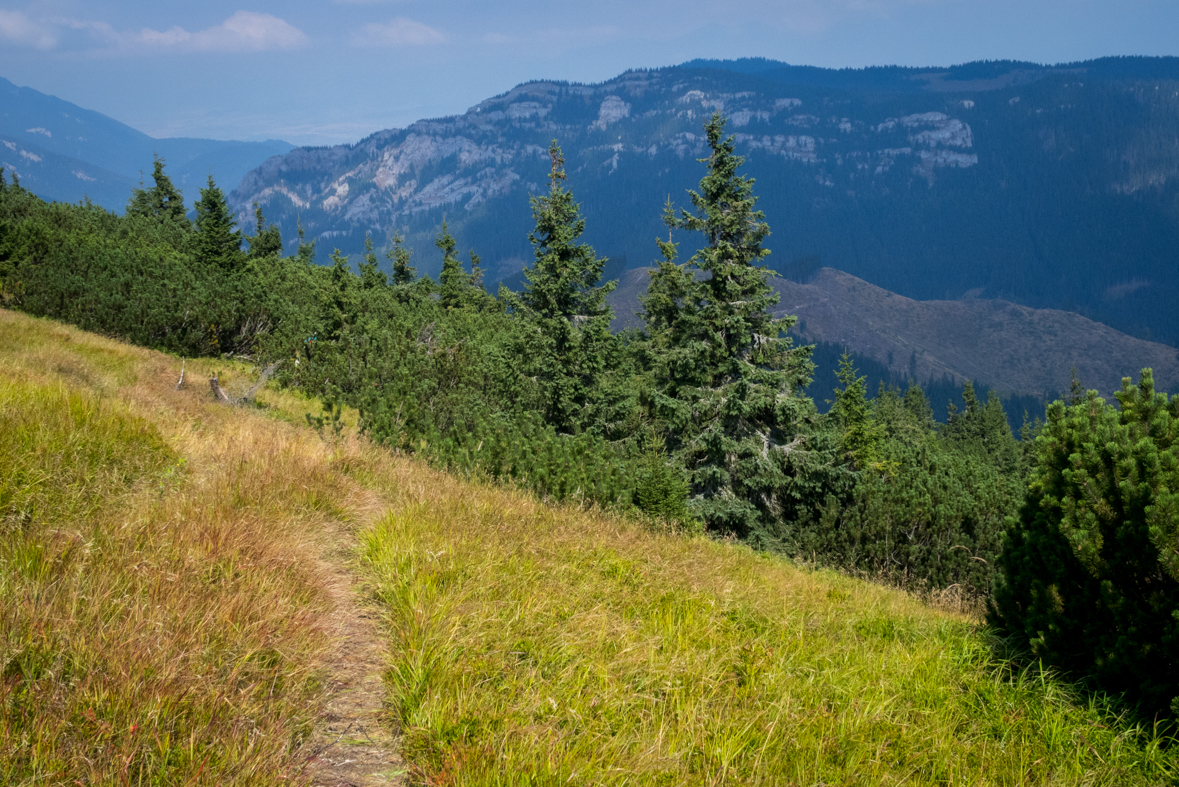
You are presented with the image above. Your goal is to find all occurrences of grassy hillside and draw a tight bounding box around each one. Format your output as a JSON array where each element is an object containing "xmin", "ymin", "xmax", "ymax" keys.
[
  {"xmin": 2, "ymin": 307, "xmax": 1177, "ymax": 785},
  {"xmin": 0, "ymin": 308, "xmax": 380, "ymax": 784}
]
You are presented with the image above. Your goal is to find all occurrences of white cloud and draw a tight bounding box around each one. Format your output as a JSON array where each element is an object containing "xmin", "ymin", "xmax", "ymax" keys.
[
  {"xmin": 0, "ymin": 9, "xmax": 57, "ymax": 49},
  {"xmin": 135, "ymin": 11, "xmax": 307, "ymax": 53},
  {"xmin": 353, "ymin": 18, "xmax": 445, "ymax": 47}
]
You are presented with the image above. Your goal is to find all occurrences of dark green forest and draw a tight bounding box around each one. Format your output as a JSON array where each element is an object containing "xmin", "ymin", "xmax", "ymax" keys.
[{"xmin": 2, "ymin": 114, "xmax": 1176, "ymax": 723}]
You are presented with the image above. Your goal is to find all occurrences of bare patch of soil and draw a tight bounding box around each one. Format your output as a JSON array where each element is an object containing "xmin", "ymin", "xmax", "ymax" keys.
[{"xmin": 301, "ymin": 553, "xmax": 405, "ymax": 787}]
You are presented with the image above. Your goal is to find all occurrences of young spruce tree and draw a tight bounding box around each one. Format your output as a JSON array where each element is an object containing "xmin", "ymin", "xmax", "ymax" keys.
[
  {"xmin": 505, "ymin": 141, "xmax": 616, "ymax": 433},
  {"xmin": 643, "ymin": 112, "xmax": 815, "ymax": 538},
  {"xmin": 193, "ymin": 175, "xmax": 244, "ymax": 273},
  {"xmin": 246, "ymin": 203, "xmax": 284, "ymax": 259},
  {"xmin": 127, "ymin": 155, "xmax": 188, "ymax": 232},
  {"xmin": 436, "ymin": 221, "xmax": 488, "ymax": 309}
]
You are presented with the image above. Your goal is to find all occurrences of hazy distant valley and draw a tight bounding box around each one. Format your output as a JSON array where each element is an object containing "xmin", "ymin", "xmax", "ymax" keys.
[{"xmin": 0, "ymin": 76, "xmax": 292, "ymax": 210}]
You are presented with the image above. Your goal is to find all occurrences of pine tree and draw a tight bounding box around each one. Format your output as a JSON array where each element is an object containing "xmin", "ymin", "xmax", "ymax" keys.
[
  {"xmin": 295, "ymin": 218, "xmax": 316, "ymax": 266},
  {"xmin": 505, "ymin": 141, "xmax": 617, "ymax": 433},
  {"xmin": 942, "ymin": 381, "xmax": 1020, "ymax": 473},
  {"xmin": 246, "ymin": 203, "xmax": 284, "ymax": 259},
  {"xmin": 358, "ymin": 235, "xmax": 387, "ymax": 290},
  {"xmin": 830, "ymin": 351, "xmax": 882, "ymax": 469},
  {"xmin": 326, "ymin": 248, "xmax": 359, "ymax": 341},
  {"xmin": 437, "ymin": 222, "xmax": 490, "ymax": 310},
  {"xmin": 437, "ymin": 221, "xmax": 467, "ymax": 309},
  {"xmin": 193, "ymin": 175, "xmax": 243, "ymax": 273},
  {"xmin": 642, "ymin": 112, "xmax": 815, "ymax": 537},
  {"xmin": 990, "ymin": 369, "xmax": 1179, "ymax": 718},
  {"xmin": 387, "ymin": 232, "xmax": 417, "ymax": 286},
  {"xmin": 127, "ymin": 155, "xmax": 189, "ymax": 232}
]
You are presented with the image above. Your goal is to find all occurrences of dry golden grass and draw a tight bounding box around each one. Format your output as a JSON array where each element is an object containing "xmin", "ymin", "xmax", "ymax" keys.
[{"xmin": 0, "ymin": 309, "xmax": 385, "ymax": 785}]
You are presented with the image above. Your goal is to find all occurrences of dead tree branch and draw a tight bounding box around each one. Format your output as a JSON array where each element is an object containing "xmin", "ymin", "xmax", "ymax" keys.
[{"xmin": 209, "ymin": 361, "xmax": 282, "ymax": 406}]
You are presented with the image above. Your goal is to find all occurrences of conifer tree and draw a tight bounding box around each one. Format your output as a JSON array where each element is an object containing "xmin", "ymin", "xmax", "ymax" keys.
[
  {"xmin": 193, "ymin": 175, "xmax": 243, "ymax": 273},
  {"xmin": 127, "ymin": 155, "xmax": 188, "ymax": 230},
  {"xmin": 246, "ymin": 203, "xmax": 284, "ymax": 259},
  {"xmin": 437, "ymin": 221, "xmax": 467, "ymax": 309},
  {"xmin": 295, "ymin": 218, "xmax": 316, "ymax": 266},
  {"xmin": 942, "ymin": 381, "xmax": 1020, "ymax": 473},
  {"xmin": 643, "ymin": 112, "xmax": 815, "ymax": 536},
  {"xmin": 830, "ymin": 351, "xmax": 882, "ymax": 469},
  {"xmin": 326, "ymin": 248, "xmax": 359, "ymax": 341},
  {"xmin": 990, "ymin": 369, "xmax": 1179, "ymax": 718},
  {"xmin": 387, "ymin": 232, "xmax": 417, "ymax": 286},
  {"xmin": 358, "ymin": 235, "xmax": 388, "ymax": 290},
  {"xmin": 437, "ymin": 221, "xmax": 490, "ymax": 310},
  {"xmin": 505, "ymin": 141, "xmax": 617, "ymax": 433}
]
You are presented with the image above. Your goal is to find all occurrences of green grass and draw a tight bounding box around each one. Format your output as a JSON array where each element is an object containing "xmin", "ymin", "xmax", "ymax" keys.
[
  {"xmin": 0, "ymin": 379, "xmax": 174, "ymax": 528},
  {"xmin": 362, "ymin": 495, "xmax": 1179, "ymax": 786}
]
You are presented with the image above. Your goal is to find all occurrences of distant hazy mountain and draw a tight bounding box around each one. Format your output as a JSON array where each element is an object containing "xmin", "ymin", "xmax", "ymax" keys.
[
  {"xmin": 230, "ymin": 56, "xmax": 1179, "ymax": 347},
  {"xmin": 0, "ymin": 77, "xmax": 292, "ymax": 210},
  {"xmin": 608, "ymin": 267, "xmax": 1179, "ymax": 399}
]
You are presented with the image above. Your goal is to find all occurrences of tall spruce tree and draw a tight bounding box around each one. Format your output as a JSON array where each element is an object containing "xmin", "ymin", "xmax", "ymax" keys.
[
  {"xmin": 193, "ymin": 175, "xmax": 243, "ymax": 273},
  {"xmin": 358, "ymin": 235, "xmax": 388, "ymax": 290},
  {"xmin": 437, "ymin": 222, "xmax": 491, "ymax": 310},
  {"xmin": 387, "ymin": 232, "xmax": 417, "ymax": 286},
  {"xmin": 643, "ymin": 112, "xmax": 816, "ymax": 537},
  {"xmin": 942, "ymin": 382, "xmax": 1021, "ymax": 474},
  {"xmin": 830, "ymin": 351, "xmax": 882, "ymax": 469},
  {"xmin": 437, "ymin": 221, "xmax": 469, "ymax": 308},
  {"xmin": 505, "ymin": 141, "xmax": 617, "ymax": 433}
]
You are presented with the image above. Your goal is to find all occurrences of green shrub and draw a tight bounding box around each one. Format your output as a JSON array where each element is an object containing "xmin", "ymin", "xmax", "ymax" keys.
[{"xmin": 989, "ymin": 369, "xmax": 1179, "ymax": 718}]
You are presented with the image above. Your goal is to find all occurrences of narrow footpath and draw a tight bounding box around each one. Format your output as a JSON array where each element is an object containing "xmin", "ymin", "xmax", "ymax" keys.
[{"xmin": 303, "ymin": 550, "xmax": 406, "ymax": 787}]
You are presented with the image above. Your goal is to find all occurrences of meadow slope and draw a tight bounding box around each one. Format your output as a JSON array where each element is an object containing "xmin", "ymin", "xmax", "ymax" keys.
[{"xmin": 1, "ymin": 307, "xmax": 1176, "ymax": 786}]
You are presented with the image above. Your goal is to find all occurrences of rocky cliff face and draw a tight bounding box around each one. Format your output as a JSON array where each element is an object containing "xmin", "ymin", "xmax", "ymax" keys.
[{"xmin": 231, "ymin": 70, "xmax": 981, "ymax": 241}]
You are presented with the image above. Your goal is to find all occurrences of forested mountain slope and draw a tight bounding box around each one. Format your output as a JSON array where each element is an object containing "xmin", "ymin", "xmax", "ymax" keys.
[
  {"xmin": 0, "ymin": 76, "xmax": 292, "ymax": 210},
  {"xmin": 230, "ymin": 57, "xmax": 1179, "ymax": 346},
  {"xmin": 609, "ymin": 266, "xmax": 1179, "ymax": 398}
]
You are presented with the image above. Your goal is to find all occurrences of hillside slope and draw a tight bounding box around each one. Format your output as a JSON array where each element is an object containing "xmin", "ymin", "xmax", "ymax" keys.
[
  {"xmin": 2, "ymin": 307, "xmax": 1176, "ymax": 785},
  {"xmin": 609, "ymin": 266, "xmax": 1179, "ymax": 398}
]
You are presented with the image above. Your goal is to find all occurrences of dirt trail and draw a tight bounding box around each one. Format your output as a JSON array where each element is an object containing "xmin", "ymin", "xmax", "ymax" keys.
[
  {"xmin": 303, "ymin": 556, "xmax": 406, "ymax": 786},
  {"xmin": 301, "ymin": 497, "xmax": 406, "ymax": 787}
]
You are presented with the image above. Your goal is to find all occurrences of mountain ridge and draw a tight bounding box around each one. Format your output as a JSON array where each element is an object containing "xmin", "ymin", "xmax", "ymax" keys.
[
  {"xmin": 606, "ymin": 266, "xmax": 1179, "ymax": 399},
  {"xmin": 0, "ymin": 76, "xmax": 293, "ymax": 210}
]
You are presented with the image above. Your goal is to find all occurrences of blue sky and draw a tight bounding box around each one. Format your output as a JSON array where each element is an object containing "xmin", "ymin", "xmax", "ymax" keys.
[{"xmin": 2, "ymin": 0, "xmax": 1177, "ymax": 146}]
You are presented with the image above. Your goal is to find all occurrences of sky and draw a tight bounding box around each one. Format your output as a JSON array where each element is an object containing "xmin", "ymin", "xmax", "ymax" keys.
[{"xmin": 1, "ymin": 0, "xmax": 1178, "ymax": 147}]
